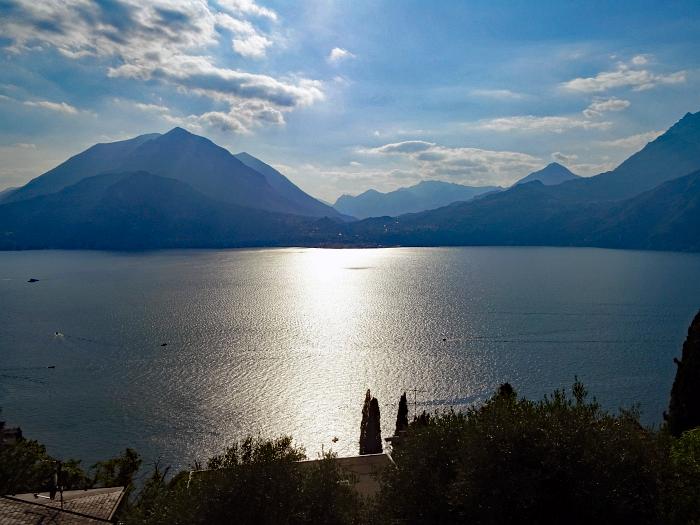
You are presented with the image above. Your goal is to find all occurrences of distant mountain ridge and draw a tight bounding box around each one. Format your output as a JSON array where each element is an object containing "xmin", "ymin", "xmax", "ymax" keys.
[
  {"xmin": 333, "ymin": 180, "xmax": 501, "ymax": 219},
  {"xmin": 2, "ymin": 128, "xmax": 342, "ymax": 219},
  {"xmin": 514, "ymin": 162, "xmax": 579, "ymax": 186},
  {"xmin": 0, "ymin": 110, "xmax": 699, "ymax": 251}
]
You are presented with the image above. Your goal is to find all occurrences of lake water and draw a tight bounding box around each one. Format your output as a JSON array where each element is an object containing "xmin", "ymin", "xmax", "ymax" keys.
[{"xmin": 1, "ymin": 247, "xmax": 699, "ymax": 472}]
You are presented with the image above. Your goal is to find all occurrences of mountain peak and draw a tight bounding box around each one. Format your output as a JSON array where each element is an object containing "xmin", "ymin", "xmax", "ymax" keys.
[
  {"xmin": 164, "ymin": 126, "xmax": 195, "ymax": 137},
  {"xmin": 515, "ymin": 162, "xmax": 579, "ymax": 186},
  {"xmin": 665, "ymin": 110, "xmax": 700, "ymax": 138}
]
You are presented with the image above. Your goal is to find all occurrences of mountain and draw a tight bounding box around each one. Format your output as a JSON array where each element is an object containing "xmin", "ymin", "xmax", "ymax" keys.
[
  {"xmin": 1, "ymin": 133, "xmax": 160, "ymax": 203},
  {"xmin": 333, "ymin": 180, "xmax": 501, "ymax": 219},
  {"xmin": 233, "ymin": 152, "xmax": 344, "ymax": 219},
  {"xmin": 541, "ymin": 111, "xmax": 700, "ymax": 204},
  {"xmin": 2, "ymin": 128, "xmax": 343, "ymax": 219},
  {"xmin": 514, "ymin": 162, "xmax": 579, "ymax": 186},
  {"xmin": 0, "ymin": 171, "xmax": 313, "ymax": 249},
  {"xmin": 334, "ymin": 170, "xmax": 700, "ymax": 251}
]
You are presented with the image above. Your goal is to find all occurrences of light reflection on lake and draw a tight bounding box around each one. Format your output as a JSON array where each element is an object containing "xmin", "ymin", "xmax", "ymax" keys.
[{"xmin": 0, "ymin": 246, "xmax": 699, "ymax": 471}]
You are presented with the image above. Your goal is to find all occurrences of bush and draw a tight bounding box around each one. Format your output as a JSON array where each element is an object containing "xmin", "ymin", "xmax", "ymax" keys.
[
  {"xmin": 378, "ymin": 381, "xmax": 667, "ymax": 524},
  {"xmin": 121, "ymin": 436, "xmax": 364, "ymax": 525}
]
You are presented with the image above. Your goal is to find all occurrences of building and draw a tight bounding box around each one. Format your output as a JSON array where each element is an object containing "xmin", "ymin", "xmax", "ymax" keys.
[{"xmin": 0, "ymin": 487, "xmax": 126, "ymax": 524}]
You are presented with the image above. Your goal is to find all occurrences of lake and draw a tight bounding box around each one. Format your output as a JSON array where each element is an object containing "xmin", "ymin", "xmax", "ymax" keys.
[{"xmin": 1, "ymin": 247, "xmax": 699, "ymax": 472}]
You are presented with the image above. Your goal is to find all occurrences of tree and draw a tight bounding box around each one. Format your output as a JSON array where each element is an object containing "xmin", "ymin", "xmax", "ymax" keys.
[
  {"xmin": 365, "ymin": 397, "xmax": 382, "ymax": 454},
  {"xmin": 377, "ymin": 381, "xmax": 665, "ymax": 524},
  {"xmin": 359, "ymin": 389, "xmax": 371, "ymax": 455},
  {"xmin": 359, "ymin": 390, "xmax": 382, "ymax": 455},
  {"xmin": 395, "ymin": 392, "xmax": 409, "ymax": 435},
  {"xmin": 665, "ymin": 310, "xmax": 700, "ymax": 436},
  {"xmin": 92, "ymin": 448, "xmax": 142, "ymax": 488}
]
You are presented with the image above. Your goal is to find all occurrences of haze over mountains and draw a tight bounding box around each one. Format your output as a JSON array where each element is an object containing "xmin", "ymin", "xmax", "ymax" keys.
[
  {"xmin": 2, "ymin": 128, "xmax": 343, "ymax": 220},
  {"xmin": 1, "ymin": 111, "xmax": 699, "ymax": 251},
  {"xmin": 333, "ymin": 181, "xmax": 501, "ymax": 219}
]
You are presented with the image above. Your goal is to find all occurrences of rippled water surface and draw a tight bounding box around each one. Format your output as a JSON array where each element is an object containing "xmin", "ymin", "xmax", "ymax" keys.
[{"xmin": 1, "ymin": 247, "xmax": 699, "ymax": 470}]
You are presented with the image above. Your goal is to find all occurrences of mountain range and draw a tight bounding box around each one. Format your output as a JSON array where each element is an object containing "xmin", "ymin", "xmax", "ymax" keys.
[
  {"xmin": 0, "ymin": 111, "xmax": 699, "ymax": 251},
  {"xmin": 333, "ymin": 180, "xmax": 501, "ymax": 219},
  {"xmin": 2, "ymin": 128, "xmax": 343, "ymax": 220}
]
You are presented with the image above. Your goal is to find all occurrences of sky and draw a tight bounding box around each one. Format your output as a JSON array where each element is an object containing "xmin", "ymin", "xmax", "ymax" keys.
[{"xmin": 1, "ymin": 0, "xmax": 700, "ymax": 202}]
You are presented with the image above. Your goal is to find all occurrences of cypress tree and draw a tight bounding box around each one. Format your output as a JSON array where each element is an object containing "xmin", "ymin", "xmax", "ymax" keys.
[
  {"xmin": 395, "ymin": 392, "xmax": 409, "ymax": 434},
  {"xmin": 666, "ymin": 310, "xmax": 700, "ymax": 436},
  {"xmin": 359, "ymin": 389, "xmax": 371, "ymax": 455},
  {"xmin": 366, "ymin": 397, "xmax": 383, "ymax": 454}
]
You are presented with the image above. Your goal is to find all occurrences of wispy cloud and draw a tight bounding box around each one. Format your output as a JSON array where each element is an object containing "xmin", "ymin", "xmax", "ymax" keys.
[
  {"xmin": 23, "ymin": 100, "xmax": 79, "ymax": 115},
  {"xmin": 600, "ymin": 130, "xmax": 664, "ymax": 150},
  {"xmin": 583, "ymin": 97, "xmax": 630, "ymax": 118},
  {"xmin": 359, "ymin": 140, "xmax": 542, "ymax": 186},
  {"xmin": 562, "ymin": 56, "xmax": 686, "ymax": 92},
  {"xmin": 470, "ymin": 89, "xmax": 525, "ymax": 100},
  {"xmin": 474, "ymin": 115, "xmax": 612, "ymax": 133},
  {"xmin": 328, "ymin": 47, "xmax": 356, "ymax": 64}
]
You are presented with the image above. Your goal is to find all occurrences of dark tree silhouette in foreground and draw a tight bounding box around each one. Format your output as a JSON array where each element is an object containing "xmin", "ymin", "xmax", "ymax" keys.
[
  {"xmin": 359, "ymin": 390, "xmax": 382, "ymax": 454},
  {"xmin": 666, "ymin": 310, "xmax": 700, "ymax": 436},
  {"xmin": 395, "ymin": 392, "xmax": 409, "ymax": 435}
]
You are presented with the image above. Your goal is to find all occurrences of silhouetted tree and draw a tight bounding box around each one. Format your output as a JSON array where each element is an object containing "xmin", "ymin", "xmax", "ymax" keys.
[
  {"xmin": 497, "ymin": 382, "xmax": 516, "ymax": 399},
  {"xmin": 366, "ymin": 397, "xmax": 382, "ymax": 454},
  {"xmin": 666, "ymin": 310, "xmax": 700, "ymax": 436},
  {"xmin": 359, "ymin": 390, "xmax": 382, "ymax": 455},
  {"xmin": 395, "ymin": 392, "xmax": 409, "ymax": 435},
  {"xmin": 359, "ymin": 389, "xmax": 371, "ymax": 455}
]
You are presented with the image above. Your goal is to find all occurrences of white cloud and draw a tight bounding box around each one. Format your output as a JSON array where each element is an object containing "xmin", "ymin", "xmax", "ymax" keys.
[
  {"xmin": 551, "ymin": 152, "xmax": 578, "ymax": 163},
  {"xmin": 23, "ymin": 100, "xmax": 79, "ymax": 115},
  {"xmin": 600, "ymin": 130, "xmax": 664, "ymax": 150},
  {"xmin": 218, "ymin": 0, "xmax": 278, "ymax": 21},
  {"xmin": 582, "ymin": 97, "xmax": 630, "ymax": 118},
  {"xmin": 470, "ymin": 89, "xmax": 525, "ymax": 100},
  {"xmin": 474, "ymin": 115, "xmax": 612, "ymax": 133},
  {"xmin": 360, "ymin": 140, "xmax": 542, "ymax": 186},
  {"xmin": 0, "ymin": 1, "xmax": 321, "ymax": 133},
  {"xmin": 562, "ymin": 56, "xmax": 686, "ymax": 92},
  {"xmin": 133, "ymin": 102, "xmax": 171, "ymax": 114},
  {"xmin": 328, "ymin": 47, "xmax": 356, "ymax": 64},
  {"xmin": 232, "ymin": 34, "xmax": 272, "ymax": 58}
]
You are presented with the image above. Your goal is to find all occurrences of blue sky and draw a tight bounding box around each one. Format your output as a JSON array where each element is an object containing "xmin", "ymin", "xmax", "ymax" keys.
[{"xmin": 1, "ymin": 0, "xmax": 699, "ymax": 201}]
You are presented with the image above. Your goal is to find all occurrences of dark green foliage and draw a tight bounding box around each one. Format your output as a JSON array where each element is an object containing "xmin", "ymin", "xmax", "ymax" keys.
[
  {"xmin": 359, "ymin": 390, "xmax": 382, "ymax": 455},
  {"xmin": 120, "ymin": 436, "xmax": 363, "ymax": 525},
  {"xmin": 665, "ymin": 310, "xmax": 700, "ymax": 436},
  {"xmin": 663, "ymin": 428, "xmax": 700, "ymax": 524},
  {"xmin": 395, "ymin": 392, "xmax": 409, "ymax": 434},
  {"xmin": 91, "ymin": 447, "xmax": 142, "ymax": 488},
  {"xmin": 378, "ymin": 381, "xmax": 667, "ymax": 524}
]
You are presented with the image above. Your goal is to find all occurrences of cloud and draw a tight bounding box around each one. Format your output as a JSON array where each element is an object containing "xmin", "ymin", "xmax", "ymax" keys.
[
  {"xmin": 328, "ymin": 47, "xmax": 356, "ymax": 64},
  {"xmin": 360, "ymin": 140, "xmax": 542, "ymax": 186},
  {"xmin": 363, "ymin": 140, "xmax": 435, "ymax": 154},
  {"xmin": 0, "ymin": 1, "xmax": 321, "ymax": 133},
  {"xmin": 600, "ymin": 130, "xmax": 664, "ymax": 150},
  {"xmin": 133, "ymin": 102, "xmax": 171, "ymax": 114},
  {"xmin": 562, "ymin": 56, "xmax": 686, "ymax": 92},
  {"xmin": 232, "ymin": 33, "xmax": 272, "ymax": 58},
  {"xmin": 218, "ymin": 0, "xmax": 278, "ymax": 21},
  {"xmin": 23, "ymin": 100, "xmax": 79, "ymax": 115},
  {"xmin": 551, "ymin": 152, "xmax": 578, "ymax": 163},
  {"xmin": 474, "ymin": 115, "xmax": 612, "ymax": 133},
  {"xmin": 470, "ymin": 89, "xmax": 525, "ymax": 100},
  {"xmin": 582, "ymin": 97, "xmax": 630, "ymax": 118}
]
